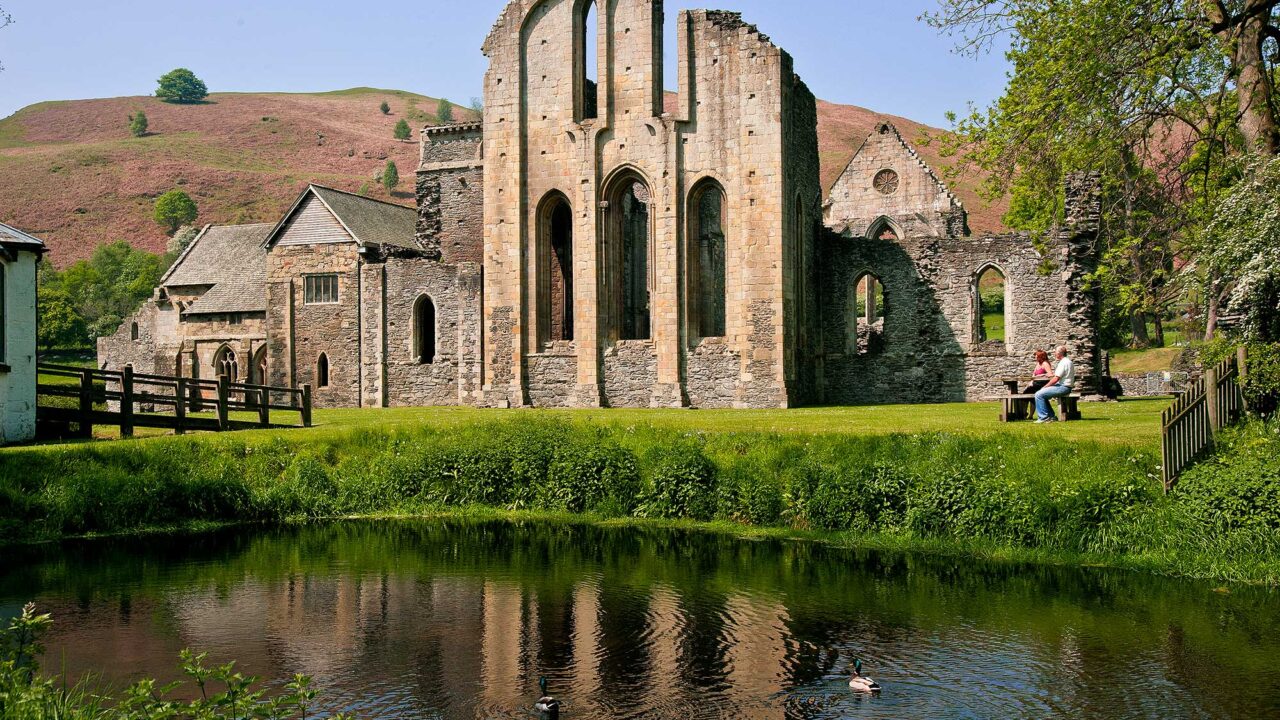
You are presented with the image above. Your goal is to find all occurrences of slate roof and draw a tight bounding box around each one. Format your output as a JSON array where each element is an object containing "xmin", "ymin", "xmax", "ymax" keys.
[
  {"xmin": 161, "ymin": 223, "xmax": 272, "ymax": 316},
  {"xmin": 0, "ymin": 222, "xmax": 48, "ymax": 252},
  {"xmin": 264, "ymin": 185, "xmax": 420, "ymax": 250}
]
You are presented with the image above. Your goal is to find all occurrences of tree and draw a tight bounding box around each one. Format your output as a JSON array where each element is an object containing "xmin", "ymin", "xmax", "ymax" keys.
[
  {"xmin": 924, "ymin": 0, "xmax": 1280, "ymax": 343},
  {"xmin": 155, "ymin": 68, "xmax": 209, "ymax": 104},
  {"xmin": 437, "ymin": 98, "xmax": 454, "ymax": 123},
  {"xmin": 393, "ymin": 118, "xmax": 412, "ymax": 141},
  {"xmin": 1201, "ymin": 154, "xmax": 1280, "ymax": 341},
  {"xmin": 380, "ymin": 100, "xmax": 391, "ymax": 115},
  {"xmin": 37, "ymin": 287, "xmax": 87, "ymax": 351},
  {"xmin": 128, "ymin": 110, "xmax": 148, "ymax": 137},
  {"xmin": 39, "ymin": 241, "xmax": 171, "ymax": 341},
  {"xmin": 381, "ymin": 160, "xmax": 400, "ymax": 193},
  {"xmin": 153, "ymin": 190, "xmax": 198, "ymax": 234},
  {"xmin": 470, "ymin": 97, "xmax": 484, "ymax": 114}
]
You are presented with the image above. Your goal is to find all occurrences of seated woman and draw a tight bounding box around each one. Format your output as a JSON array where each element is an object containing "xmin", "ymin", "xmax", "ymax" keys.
[{"xmin": 1023, "ymin": 350, "xmax": 1054, "ymax": 394}]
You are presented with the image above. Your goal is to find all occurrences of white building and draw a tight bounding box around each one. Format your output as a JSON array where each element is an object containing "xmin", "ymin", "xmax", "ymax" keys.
[{"xmin": 0, "ymin": 223, "xmax": 46, "ymax": 444}]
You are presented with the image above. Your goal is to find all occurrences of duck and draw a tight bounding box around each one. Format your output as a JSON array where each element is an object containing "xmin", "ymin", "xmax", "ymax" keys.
[
  {"xmin": 534, "ymin": 676, "xmax": 560, "ymax": 720},
  {"xmin": 849, "ymin": 659, "xmax": 881, "ymax": 693}
]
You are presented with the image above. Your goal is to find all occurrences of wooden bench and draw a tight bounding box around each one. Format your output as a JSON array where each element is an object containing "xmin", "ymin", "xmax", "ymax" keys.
[{"xmin": 994, "ymin": 393, "xmax": 1082, "ymax": 422}]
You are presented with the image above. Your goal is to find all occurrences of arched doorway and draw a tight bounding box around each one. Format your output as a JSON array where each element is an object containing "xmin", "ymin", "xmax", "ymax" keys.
[{"xmin": 414, "ymin": 295, "xmax": 437, "ymax": 364}]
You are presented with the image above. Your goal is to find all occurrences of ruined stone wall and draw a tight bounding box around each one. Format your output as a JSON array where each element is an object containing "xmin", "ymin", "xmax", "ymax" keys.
[
  {"xmin": 819, "ymin": 184, "xmax": 1102, "ymax": 404},
  {"xmin": 265, "ymin": 243, "xmax": 363, "ymax": 408},
  {"xmin": 480, "ymin": 0, "xmax": 815, "ymax": 409},
  {"xmin": 824, "ymin": 123, "xmax": 965, "ymax": 239},
  {"xmin": 685, "ymin": 340, "xmax": 740, "ymax": 408},
  {"xmin": 417, "ymin": 124, "xmax": 484, "ymax": 265},
  {"xmin": 98, "ymin": 301, "xmax": 165, "ymax": 376},
  {"xmin": 363, "ymin": 255, "xmax": 478, "ymax": 407}
]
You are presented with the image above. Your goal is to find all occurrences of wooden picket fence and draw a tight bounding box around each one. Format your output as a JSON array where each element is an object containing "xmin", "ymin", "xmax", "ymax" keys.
[
  {"xmin": 1160, "ymin": 347, "xmax": 1248, "ymax": 490},
  {"xmin": 36, "ymin": 363, "xmax": 311, "ymax": 440}
]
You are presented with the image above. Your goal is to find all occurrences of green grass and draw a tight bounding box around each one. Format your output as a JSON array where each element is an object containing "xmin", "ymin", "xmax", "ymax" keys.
[
  {"xmin": 1111, "ymin": 346, "xmax": 1182, "ymax": 374},
  {"xmin": 16, "ymin": 398, "xmax": 1169, "ymax": 448},
  {"xmin": 982, "ymin": 311, "xmax": 1006, "ymax": 342}
]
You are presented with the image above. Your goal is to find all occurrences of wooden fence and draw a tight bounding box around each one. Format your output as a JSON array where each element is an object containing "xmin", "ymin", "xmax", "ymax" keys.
[
  {"xmin": 1160, "ymin": 347, "xmax": 1248, "ymax": 490},
  {"xmin": 37, "ymin": 363, "xmax": 312, "ymax": 439}
]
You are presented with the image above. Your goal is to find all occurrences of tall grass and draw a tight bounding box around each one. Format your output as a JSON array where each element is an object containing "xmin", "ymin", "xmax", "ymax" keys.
[{"xmin": 1, "ymin": 417, "xmax": 1276, "ymax": 583}]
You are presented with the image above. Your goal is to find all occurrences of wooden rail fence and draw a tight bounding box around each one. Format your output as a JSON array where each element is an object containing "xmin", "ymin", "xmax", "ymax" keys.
[
  {"xmin": 36, "ymin": 363, "xmax": 311, "ymax": 440},
  {"xmin": 1161, "ymin": 347, "xmax": 1247, "ymax": 490}
]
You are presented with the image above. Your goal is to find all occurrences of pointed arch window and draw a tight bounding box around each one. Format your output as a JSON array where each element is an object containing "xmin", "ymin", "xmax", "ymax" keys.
[
  {"xmin": 688, "ymin": 180, "xmax": 727, "ymax": 339},
  {"xmin": 603, "ymin": 173, "xmax": 652, "ymax": 341},
  {"xmin": 537, "ymin": 194, "xmax": 574, "ymax": 347},
  {"xmin": 976, "ymin": 265, "xmax": 1009, "ymax": 347},
  {"xmin": 251, "ymin": 346, "xmax": 268, "ymax": 385},
  {"xmin": 414, "ymin": 295, "xmax": 437, "ymax": 364},
  {"xmin": 213, "ymin": 345, "xmax": 239, "ymax": 383},
  {"xmin": 577, "ymin": 0, "xmax": 599, "ymax": 120},
  {"xmin": 850, "ymin": 273, "xmax": 886, "ymax": 355},
  {"xmin": 316, "ymin": 353, "xmax": 330, "ymax": 389}
]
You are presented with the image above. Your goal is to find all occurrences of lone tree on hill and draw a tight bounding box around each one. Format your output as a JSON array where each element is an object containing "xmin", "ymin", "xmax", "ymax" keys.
[
  {"xmin": 128, "ymin": 111, "xmax": 148, "ymax": 137},
  {"xmin": 381, "ymin": 160, "xmax": 400, "ymax": 193},
  {"xmin": 155, "ymin": 68, "xmax": 209, "ymax": 104},
  {"xmin": 437, "ymin": 99, "xmax": 454, "ymax": 123},
  {"xmin": 380, "ymin": 100, "xmax": 391, "ymax": 115},
  {"xmin": 153, "ymin": 190, "xmax": 198, "ymax": 234},
  {"xmin": 393, "ymin": 118, "xmax": 412, "ymax": 141}
]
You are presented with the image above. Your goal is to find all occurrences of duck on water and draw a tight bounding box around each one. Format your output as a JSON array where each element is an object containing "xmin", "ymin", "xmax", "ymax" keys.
[{"xmin": 849, "ymin": 659, "xmax": 881, "ymax": 694}]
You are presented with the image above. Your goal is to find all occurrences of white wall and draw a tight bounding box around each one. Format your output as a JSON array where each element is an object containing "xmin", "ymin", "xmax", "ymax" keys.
[{"xmin": 1, "ymin": 250, "xmax": 39, "ymax": 444}]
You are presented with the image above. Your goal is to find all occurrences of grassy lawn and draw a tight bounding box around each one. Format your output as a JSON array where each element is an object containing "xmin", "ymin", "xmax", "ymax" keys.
[
  {"xmin": 1111, "ymin": 346, "xmax": 1183, "ymax": 374},
  {"xmin": 22, "ymin": 397, "xmax": 1168, "ymax": 450}
]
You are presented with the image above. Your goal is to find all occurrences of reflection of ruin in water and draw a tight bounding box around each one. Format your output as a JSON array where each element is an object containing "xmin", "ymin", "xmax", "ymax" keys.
[{"xmin": 4, "ymin": 521, "xmax": 1280, "ymax": 718}]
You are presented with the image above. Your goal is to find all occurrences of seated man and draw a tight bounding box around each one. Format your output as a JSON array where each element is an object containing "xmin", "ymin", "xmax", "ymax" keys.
[{"xmin": 1034, "ymin": 345, "xmax": 1075, "ymax": 423}]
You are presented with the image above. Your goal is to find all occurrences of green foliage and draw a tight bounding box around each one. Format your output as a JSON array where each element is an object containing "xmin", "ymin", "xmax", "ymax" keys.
[
  {"xmin": 393, "ymin": 118, "xmax": 411, "ymax": 141},
  {"xmin": 0, "ymin": 603, "xmax": 353, "ymax": 719},
  {"xmin": 381, "ymin": 160, "xmax": 399, "ymax": 193},
  {"xmin": 1202, "ymin": 339, "xmax": 1280, "ymax": 416},
  {"xmin": 469, "ymin": 97, "xmax": 483, "ymax": 113},
  {"xmin": 38, "ymin": 241, "xmax": 171, "ymax": 341},
  {"xmin": 436, "ymin": 98, "xmax": 454, "ymax": 123},
  {"xmin": 128, "ymin": 110, "xmax": 148, "ymax": 137},
  {"xmin": 35, "ymin": 287, "xmax": 86, "ymax": 351},
  {"xmin": 1175, "ymin": 420, "xmax": 1280, "ymax": 533},
  {"xmin": 155, "ymin": 68, "xmax": 209, "ymax": 104},
  {"xmin": 4, "ymin": 415, "xmax": 1278, "ymax": 581},
  {"xmin": 153, "ymin": 189, "xmax": 198, "ymax": 234},
  {"xmin": 1201, "ymin": 155, "xmax": 1280, "ymax": 342},
  {"xmin": 379, "ymin": 100, "xmax": 390, "ymax": 115}
]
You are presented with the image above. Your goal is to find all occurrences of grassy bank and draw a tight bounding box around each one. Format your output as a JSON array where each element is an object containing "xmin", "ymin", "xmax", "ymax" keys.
[{"xmin": 2, "ymin": 413, "xmax": 1277, "ymax": 584}]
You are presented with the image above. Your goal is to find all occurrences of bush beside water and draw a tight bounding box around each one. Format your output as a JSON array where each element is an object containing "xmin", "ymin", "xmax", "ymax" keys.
[{"xmin": 1, "ymin": 418, "xmax": 1278, "ymax": 582}]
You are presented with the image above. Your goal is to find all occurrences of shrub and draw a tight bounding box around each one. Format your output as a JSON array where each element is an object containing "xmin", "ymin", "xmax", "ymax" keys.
[
  {"xmin": 1202, "ymin": 339, "xmax": 1280, "ymax": 416},
  {"xmin": 128, "ymin": 110, "xmax": 148, "ymax": 137},
  {"xmin": 155, "ymin": 68, "xmax": 209, "ymax": 104},
  {"xmin": 437, "ymin": 98, "xmax": 454, "ymax": 123},
  {"xmin": 1175, "ymin": 420, "xmax": 1280, "ymax": 533},
  {"xmin": 545, "ymin": 436, "xmax": 640, "ymax": 514},
  {"xmin": 393, "ymin": 118, "xmax": 412, "ymax": 140},
  {"xmin": 381, "ymin": 160, "xmax": 400, "ymax": 192},
  {"xmin": 637, "ymin": 441, "xmax": 718, "ymax": 520},
  {"xmin": 380, "ymin": 100, "xmax": 391, "ymax": 115}
]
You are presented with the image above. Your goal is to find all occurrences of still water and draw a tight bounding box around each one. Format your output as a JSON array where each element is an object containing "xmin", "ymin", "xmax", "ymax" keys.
[{"xmin": 2, "ymin": 520, "xmax": 1279, "ymax": 719}]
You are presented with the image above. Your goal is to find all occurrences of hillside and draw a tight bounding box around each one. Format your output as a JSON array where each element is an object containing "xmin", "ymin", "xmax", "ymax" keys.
[{"xmin": 0, "ymin": 88, "xmax": 1004, "ymax": 266}]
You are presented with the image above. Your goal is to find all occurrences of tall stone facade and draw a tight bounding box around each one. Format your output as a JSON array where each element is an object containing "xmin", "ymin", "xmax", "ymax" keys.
[
  {"xmin": 101, "ymin": 1, "xmax": 1101, "ymax": 411},
  {"xmin": 479, "ymin": 1, "xmax": 820, "ymax": 409}
]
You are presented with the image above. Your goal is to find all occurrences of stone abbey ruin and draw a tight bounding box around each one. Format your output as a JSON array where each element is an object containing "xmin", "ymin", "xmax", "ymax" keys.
[{"xmin": 101, "ymin": 0, "xmax": 1103, "ymax": 409}]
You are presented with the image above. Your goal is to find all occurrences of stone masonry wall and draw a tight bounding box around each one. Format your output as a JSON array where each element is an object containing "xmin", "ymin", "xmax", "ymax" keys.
[
  {"xmin": 265, "ymin": 243, "xmax": 363, "ymax": 409},
  {"xmin": 417, "ymin": 124, "xmax": 484, "ymax": 265}
]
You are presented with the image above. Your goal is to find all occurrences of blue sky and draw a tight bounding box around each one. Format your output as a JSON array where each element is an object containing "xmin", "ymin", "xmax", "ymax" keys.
[{"xmin": 0, "ymin": 0, "xmax": 1009, "ymax": 126}]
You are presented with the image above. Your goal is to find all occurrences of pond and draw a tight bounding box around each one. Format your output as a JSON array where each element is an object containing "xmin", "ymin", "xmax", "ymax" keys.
[{"xmin": 2, "ymin": 520, "xmax": 1279, "ymax": 719}]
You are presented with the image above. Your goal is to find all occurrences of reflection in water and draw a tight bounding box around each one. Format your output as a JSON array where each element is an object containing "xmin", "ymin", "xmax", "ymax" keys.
[{"xmin": 3, "ymin": 520, "xmax": 1280, "ymax": 718}]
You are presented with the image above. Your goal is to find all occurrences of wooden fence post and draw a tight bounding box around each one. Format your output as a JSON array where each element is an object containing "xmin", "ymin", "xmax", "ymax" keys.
[
  {"xmin": 1205, "ymin": 365, "xmax": 1219, "ymax": 438},
  {"xmin": 216, "ymin": 374, "xmax": 230, "ymax": 431},
  {"xmin": 78, "ymin": 369, "xmax": 94, "ymax": 439},
  {"xmin": 301, "ymin": 384, "xmax": 313, "ymax": 428},
  {"xmin": 120, "ymin": 366, "xmax": 135, "ymax": 439},
  {"xmin": 1238, "ymin": 345, "xmax": 1249, "ymax": 411},
  {"xmin": 259, "ymin": 387, "xmax": 270, "ymax": 428},
  {"xmin": 175, "ymin": 377, "xmax": 187, "ymax": 435}
]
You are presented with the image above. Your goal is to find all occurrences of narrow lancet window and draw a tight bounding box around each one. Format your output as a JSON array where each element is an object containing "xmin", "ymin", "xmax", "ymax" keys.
[
  {"xmin": 689, "ymin": 181, "xmax": 727, "ymax": 339},
  {"xmin": 414, "ymin": 295, "xmax": 437, "ymax": 364},
  {"xmin": 851, "ymin": 273, "xmax": 886, "ymax": 355},
  {"xmin": 977, "ymin": 266, "xmax": 1008, "ymax": 346}
]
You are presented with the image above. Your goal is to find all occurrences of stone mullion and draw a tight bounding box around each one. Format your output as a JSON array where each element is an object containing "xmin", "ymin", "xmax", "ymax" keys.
[
  {"xmin": 573, "ymin": 127, "xmax": 603, "ymax": 407},
  {"xmin": 650, "ymin": 120, "xmax": 684, "ymax": 407}
]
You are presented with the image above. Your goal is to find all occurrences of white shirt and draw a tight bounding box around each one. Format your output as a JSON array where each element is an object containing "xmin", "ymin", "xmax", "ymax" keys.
[{"xmin": 1055, "ymin": 357, "xmax": 1076, "ymax": 388}]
